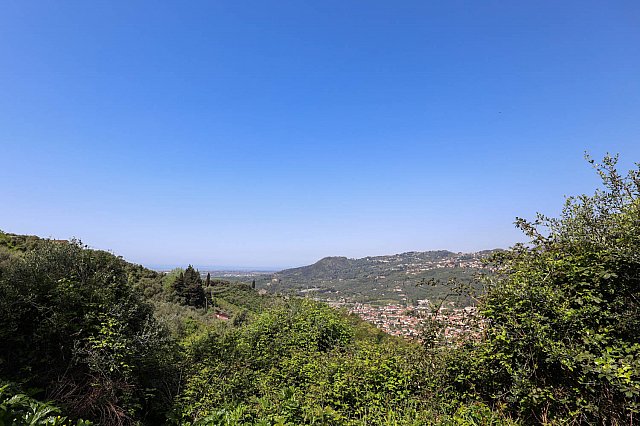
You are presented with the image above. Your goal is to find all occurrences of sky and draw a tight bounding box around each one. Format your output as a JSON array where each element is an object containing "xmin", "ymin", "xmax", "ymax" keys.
[{"xmin": 1, "ymin": 1, "xmax": 639, "ymax": 269}]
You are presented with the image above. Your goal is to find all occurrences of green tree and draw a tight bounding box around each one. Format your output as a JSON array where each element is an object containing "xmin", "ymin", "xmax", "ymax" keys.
[
  {"xmin": 184, "ymin": 265, "xmax": 206, "ymax": 308},
  {"xmin": 0, "ymin": 240, "xmax": 179, "ymax": 424},
  {"xmin": 468, "ymin": 154, "xmax": 640, "ymax": 423},
  {"xmin": 171, "ymin": 271, "xmax": 186, "ymax": 302},
  {"xmin": 170, "ymin": 266, "xmax": 206, "ymax": 308}
]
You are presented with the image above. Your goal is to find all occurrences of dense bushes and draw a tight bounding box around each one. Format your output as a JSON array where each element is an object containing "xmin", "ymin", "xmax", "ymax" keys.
[
  {"xmin": 0, "ymin": 237, "xmax": 514, "ymax": 425},
  {"xmin": 455, "ymin": 155, "xmax": 640, "ymax": 424},
  {"xmin": 173, "ymin": 299, "xmax": 440, "ymax": 425},
  {"xmin": 0, "ymin": 382, "xmax": 92, "ymax": 426},
  {"xmin": 2, "ymin": 155, "xmax": 638, "ymax": 425},
  {"xmin": 0, "ymin": 240, "xmax": 179, "ymax": 425}
]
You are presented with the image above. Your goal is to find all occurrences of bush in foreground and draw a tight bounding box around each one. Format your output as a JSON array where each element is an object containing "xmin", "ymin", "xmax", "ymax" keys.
[{"xmin": 460, "ymin": 155, "xmax": 640, "ymax": 423}]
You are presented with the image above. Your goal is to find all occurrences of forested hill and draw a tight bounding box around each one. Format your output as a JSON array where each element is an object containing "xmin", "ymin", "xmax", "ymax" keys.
[
  {"xmin": 1, "ymin": 156, "xmax": 638, "ymax": 426},
  {"xmin": 255, "ymin": 250, "xmax": 497, "ymax": 304},
  {"xmin": 0, "ymin": 230, "xmax": 46, "ymax": 253}
]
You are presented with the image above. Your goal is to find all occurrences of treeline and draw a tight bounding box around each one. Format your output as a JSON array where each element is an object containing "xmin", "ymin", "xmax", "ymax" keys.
[{"xmin": 1, "ymin": 154, "xmax": 639, "ymax": 425}]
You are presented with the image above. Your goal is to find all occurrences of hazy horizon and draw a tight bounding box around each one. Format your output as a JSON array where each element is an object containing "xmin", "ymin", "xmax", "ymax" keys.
[
  {"xmin": 2, "ymin": 1, "xmax": 639, "ymax": 266},
  {"xmin": 116, "ymin": 246, "xmax": 506, "ymax": 272}
]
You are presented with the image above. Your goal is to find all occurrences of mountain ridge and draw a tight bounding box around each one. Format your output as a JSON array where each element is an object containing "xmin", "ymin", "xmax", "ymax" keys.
[{"xmin": 254, "ymin": 249, "xmax": 500, "ymax": 305}]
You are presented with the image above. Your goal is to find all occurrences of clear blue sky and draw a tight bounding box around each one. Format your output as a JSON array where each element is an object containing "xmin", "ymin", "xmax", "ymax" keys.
[{"xmin": 1, "ymin": 1, "xmax": 639, "ymax": 269}]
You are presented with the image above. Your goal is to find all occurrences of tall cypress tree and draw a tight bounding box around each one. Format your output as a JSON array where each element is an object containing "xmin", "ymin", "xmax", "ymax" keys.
[
  {"xmin": 171, "ymin": 272, "xmax": 186, "ymax": 303},
  {"xmin": 183, "ymin": 265, "xmax": 205, "ymax": 308}
]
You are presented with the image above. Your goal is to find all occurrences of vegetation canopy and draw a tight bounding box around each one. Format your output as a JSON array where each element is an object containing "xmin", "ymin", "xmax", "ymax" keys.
[
  {"xmin": 0, "ymin": 154, "xmax": 639, "ymax": 425},
  {"xmin": 463, "ymin": 154, "xmax": 640, "ymax": 423}
]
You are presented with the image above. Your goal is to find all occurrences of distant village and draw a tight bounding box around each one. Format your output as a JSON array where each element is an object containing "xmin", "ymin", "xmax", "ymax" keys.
[
  {"xmin": 327, "ymin": 300, "xmax": 482, "ymax": 342},
  {"xmin": 394, "ymin": 257, "xmax": 485, "ymax": 275},
  {"xmin": 199, "ymin": 250, "xmax": 489, "ymax": 341}
]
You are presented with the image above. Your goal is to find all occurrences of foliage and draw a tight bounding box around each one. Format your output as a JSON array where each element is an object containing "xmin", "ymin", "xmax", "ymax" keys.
[
  {"xmin": 0, "ymin": 239, "xmax": 179, "ymax": 425},
  {"xmin": 436, "ymin": 403, "xmax": 517, "ymax": 426},
  {"xmin": 256, "ymin": 251, "xmax": 488, "ymax": 306},
  {"xmin": 171, "ymin": 266, "xmax": 205, "ymax": 308},
  {"xmin": 208, "ymin": 282, "xmax": 272, "ymax": 316},
  {"xmin": 2, "ymin": 233, "xmax": 488, "ymax": 425},
  {"xmin": 0, "ymin": 383, "xmax": 92, "ymax": 426},
  {"xmin": 4, "ymin": 154, "xmax": 640, "ymax": 425},
  {"xmin": 457, "ymin": 155, "xmax": 640, "ymax": 424},
  {"xmin": 0, "ymin": 231, "xmax": 42, "ymax": 254},
  {"xmin": 173, "ymin": 299, "xmax": 440, "ymax": 425},
  {"xmin": 151, "ymin": 300, "xmax": 213, "ymax": 342},
  {"xmin": 126, "ymin": 263, "xmax": 166, "ymax": 301}
]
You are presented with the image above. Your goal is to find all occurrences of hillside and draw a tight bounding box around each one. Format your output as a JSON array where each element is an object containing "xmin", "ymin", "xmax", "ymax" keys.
[
  {"xmin": 0, "ymin": 229, "xmax": 490, "ymax": 425},
  {"xmin": 2, "ymin": 155, "xmax": 638, "ymax": 426},
  {"xmin": 0, "ymin": 230, "xmax": 47, "ymax": 253},
  {"xmin": 254, "ymin": 250, "xmax": 496, "ymax": 305}
]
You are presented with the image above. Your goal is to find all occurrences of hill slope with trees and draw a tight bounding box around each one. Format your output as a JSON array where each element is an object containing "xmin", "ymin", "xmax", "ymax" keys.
[
  {"xmin": 1, "ymin": 154, "xmax": 639, "ymax": 425},
  {"xmin": 254, "ymin": 250, "xmax": 494, "ymax": 305}
]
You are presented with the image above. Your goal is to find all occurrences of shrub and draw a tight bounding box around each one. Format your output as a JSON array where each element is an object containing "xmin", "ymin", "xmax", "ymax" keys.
[
  {"xmin": 0, "ymin": 240, "xmax": 179, "ymax": 425},
  {"xmin": 469, "ymin": 155, "xmax": 640, "ymax": 423}
]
